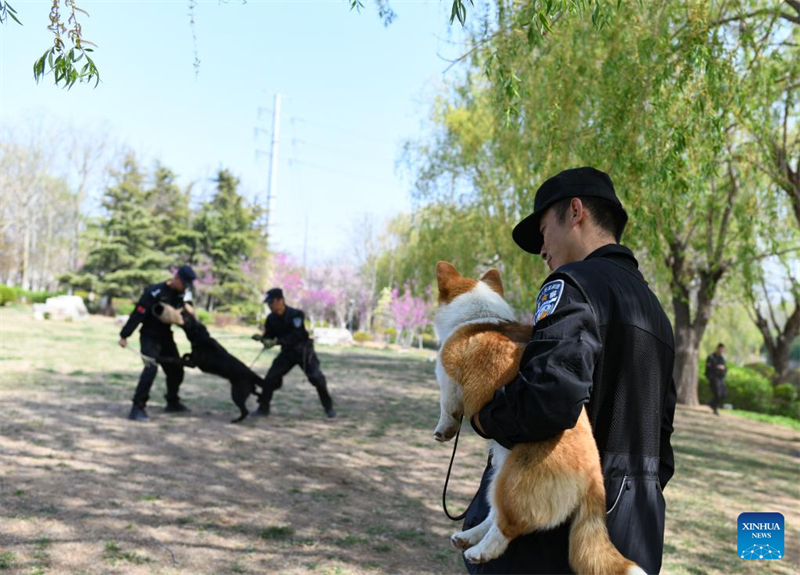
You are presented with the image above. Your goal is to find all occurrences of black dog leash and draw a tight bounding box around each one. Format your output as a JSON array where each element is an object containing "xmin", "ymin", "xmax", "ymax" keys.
[
  {"xmin": 249, "ymin": 346, "xmax": 267, "ymax": 369},
  {"xmin": 442, "ymin": 415, "xmax": 477, "ymax": 521}
]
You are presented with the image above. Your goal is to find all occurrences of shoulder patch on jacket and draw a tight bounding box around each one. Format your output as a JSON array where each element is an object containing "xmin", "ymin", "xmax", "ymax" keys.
[
  {"xmin": 534, "ymin": 279, "xmax": 564, "ymax": 325},
  {"xmin": 293, "ymin": 316, "xmax": 303, "ymax": 328}
]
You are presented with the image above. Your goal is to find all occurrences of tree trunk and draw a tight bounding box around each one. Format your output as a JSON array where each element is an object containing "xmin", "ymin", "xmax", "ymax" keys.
[
  {"xmin": 674, "ymin": 320, "xmax": 701, "ymax": 405},
  {"xmin": 670, "ymin": 243, "xmax": 720, "ymax": 405},
  {"xmin": 42, "ymin": 206, "xmax": 54, "ymax": 291},
  {"xmin": 21, "ymin": 217, "xmax": 31, "ymax": 291}
]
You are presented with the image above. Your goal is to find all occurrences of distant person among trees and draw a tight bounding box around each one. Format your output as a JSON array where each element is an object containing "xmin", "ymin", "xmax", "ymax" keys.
[
  {"xmin": 705, "ymin": 343, "xmax": 728, "ymax": 416},
  {"xmin": 118, "ymin": 265, "xmax": 197, "ymax": 422},
  {"xmin": 251, "ymin": 288, "xmax": 336, "ymax": 418}
]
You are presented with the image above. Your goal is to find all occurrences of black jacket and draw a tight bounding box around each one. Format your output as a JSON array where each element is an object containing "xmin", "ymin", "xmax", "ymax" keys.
[
  {"xmin": 120, "ymin": 281, "xmax": 185, "ymax": 339},
  {"xmin": 705, "ymin": 353, "xmax": 727, "ymax": 381},
  {"xmin": 467, "ymin": 244, "xmax": 676, "ymax": 575},
  {"xmin": 264, "ymin": 307, "xmax": 310, "ymax": 352}
]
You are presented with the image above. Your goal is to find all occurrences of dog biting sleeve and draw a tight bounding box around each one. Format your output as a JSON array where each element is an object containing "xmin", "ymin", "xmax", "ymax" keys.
[{"xmin": 477, "ymin": 278, "xmax": 601, "ymax": 447}]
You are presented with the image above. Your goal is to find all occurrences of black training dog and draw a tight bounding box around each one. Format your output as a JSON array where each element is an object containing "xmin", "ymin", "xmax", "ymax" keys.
[{"xmin": 153, "ymin": 303, "xmax": 264, "ymax": 423}]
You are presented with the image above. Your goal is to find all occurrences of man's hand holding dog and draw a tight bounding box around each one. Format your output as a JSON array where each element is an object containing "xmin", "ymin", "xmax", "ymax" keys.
[{"xmin": 252, "ymin": 334, "xmax": 278, "ymax": 349}]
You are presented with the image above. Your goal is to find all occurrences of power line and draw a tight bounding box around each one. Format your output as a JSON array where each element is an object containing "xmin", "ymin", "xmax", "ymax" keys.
[
  {"xmin": 286, "ymin": 158, "xmax": 399, "ymax": 186},
  {"xmin": 290, "ymin": 137, "xmax": 398, "ymax": 165},
  {"xmin": 289, "ymin": 116, "xmax": 394, "ymax": 146}
]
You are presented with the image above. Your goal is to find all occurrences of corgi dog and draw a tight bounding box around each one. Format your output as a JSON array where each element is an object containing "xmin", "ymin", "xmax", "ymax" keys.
[{"xmin": 433, "ymin": 261, "xmax": 644, "ymax": 575}]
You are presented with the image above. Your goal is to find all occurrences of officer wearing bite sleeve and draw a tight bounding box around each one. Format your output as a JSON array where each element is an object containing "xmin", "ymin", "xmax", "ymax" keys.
[
  {"xmin": 119, "ymin": 265, "xmax": 197, "ymax": 422},
  {"xmin": 464, "ymin": 167, "xmax": 677, "ymax": 574},
  {"xmin": 252, "ymin": 288, "xmax": 336, "ymax": 418}
]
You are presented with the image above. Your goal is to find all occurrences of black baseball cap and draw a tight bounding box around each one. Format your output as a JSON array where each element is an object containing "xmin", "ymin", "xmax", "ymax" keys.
[
  {"xmin": 264, "ymin": 288, "xmax": 284, "ymax": 303},
  {"xmin": 512, "ymin": 166, "xmax": 628, "ymax": 254},
  {"xmin": 177, "ymin": 265, "xmax": 197, "ymax": 288}
]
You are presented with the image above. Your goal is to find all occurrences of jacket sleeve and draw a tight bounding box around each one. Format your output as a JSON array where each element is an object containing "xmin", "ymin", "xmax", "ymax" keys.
[
  {"xmin": 659, "ymin": 378, "xmax": 677, "ymax": 490},
  {"xmin": 278, "ymin": 310, "xmax": 307, "ymax": 347},
  {"xmin": 475, "ymin": 280, "xmax": 602, "ymax": 448},
  {"xmin": 119, "ymin": 289, "xmax": 154, "ymax": 339}
]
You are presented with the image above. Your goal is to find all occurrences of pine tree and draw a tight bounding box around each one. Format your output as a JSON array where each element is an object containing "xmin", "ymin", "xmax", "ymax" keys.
[
  {"xmin": 148, "ymin": 163, "xmax": 199, "ymax": 264},
  {"xmin": 193, "ymin": 169, "xmax": 265, "ymax": 314},
  {"xmin": 62, "ymin": 154, "xmax": 170, "ymax": 313}
]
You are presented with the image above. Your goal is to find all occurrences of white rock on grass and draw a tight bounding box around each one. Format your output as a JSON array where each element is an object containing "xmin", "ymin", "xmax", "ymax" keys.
[
  {"xmin": 43, "ymin": 295, "xmax": 89, "ymax": 321},
  {"xmin": 312, "ymin": 327, "xmax": 354, "ymax": 347},
  {"xmin": 33, "ymin": 303, "xmax": 47, "ymax": 321}
]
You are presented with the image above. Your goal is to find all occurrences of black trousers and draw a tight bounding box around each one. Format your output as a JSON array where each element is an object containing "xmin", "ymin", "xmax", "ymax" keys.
[
  {"xmin": 259, "ymin": 343, "xmax": 333, "ymax": 411},
  {"xmin": 709, "ymin": 377, "xmax": 728, "ymax": 410},
  {"xmin": 133, "ymin": 332, "xmax": 184, "ymax": 408}
]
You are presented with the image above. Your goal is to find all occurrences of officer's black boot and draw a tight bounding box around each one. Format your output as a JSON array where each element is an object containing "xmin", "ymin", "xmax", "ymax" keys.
[
  {"xmin": 252, "ymin": 404, "xmax": 270, "ymax": 416},
  {"xmin": 164, "ymin": 395, "xmax": 191, "ymax": 413},
  {"xmin": 253, "ymin": 387, "xmax": 273, "ymax": 416},
  {"xmin": 315, "ymin": 385, "xmax": 335, "ymax": 418},
  {"xmin": 128, "ymin": 403, "xmax": 150, "ymax": 422}
]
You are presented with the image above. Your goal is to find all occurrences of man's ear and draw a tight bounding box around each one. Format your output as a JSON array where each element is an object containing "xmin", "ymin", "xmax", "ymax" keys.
[
  {"xmin": 436, "ymin": 261, "xmax": 461, "ymax": 302},
  {"xmin": 571, "ymin": 197, "xmax": 586, "ymax": 226},
  {"xmin": 479, "ymin": 268, "xmax": 504, "ymax": 297}
]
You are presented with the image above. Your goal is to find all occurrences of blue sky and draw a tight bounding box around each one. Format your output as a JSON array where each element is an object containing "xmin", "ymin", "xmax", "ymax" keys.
[{"xmin": 1, "ymin": 0, "xmax": 465, "ymax": 263}]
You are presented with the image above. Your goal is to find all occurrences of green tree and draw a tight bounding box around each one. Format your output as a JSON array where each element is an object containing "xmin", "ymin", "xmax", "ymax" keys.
[
  {"xmin": 147, "ymin": 163, "xmax": 200, "ymax": 264},
  {"xmin": 404, "ymin": 0, "xmax": 792, "ymax": 404},
  {"xmin": 737, "ymin": 3, "xmax": 800, "ymax": 383},
  {"xmin": 193, "ymin": 169, "xmax": 266, "ymax": 314},
  {"xmin": 61, "ymin": 154, "xmax": 169, "ymax": 312}
]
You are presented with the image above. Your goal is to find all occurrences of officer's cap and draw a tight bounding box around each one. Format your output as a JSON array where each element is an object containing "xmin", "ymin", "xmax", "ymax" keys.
[
  {"xmin": 512, "ymin": 166, "xmax": 628, "ymax": 254},
  {"xmin": 264, "ymin": 288, "xmax": 284, "ymax": 304},
  {"xmin": 177, "ymin": 265, "xmax": 197, "ymax": 288}
]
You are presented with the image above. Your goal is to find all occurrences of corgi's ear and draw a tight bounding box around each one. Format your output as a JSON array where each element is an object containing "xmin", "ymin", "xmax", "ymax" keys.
[
  {"xmin": 480, "ymin": 268, "xmax": 504, "ymax": 297},
  {"xmin": 436, "ymin": 261, "xmax": 461, "ymax": 303}
]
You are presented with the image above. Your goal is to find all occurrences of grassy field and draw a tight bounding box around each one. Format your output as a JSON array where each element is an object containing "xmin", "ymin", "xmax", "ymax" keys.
[{"xmin": 1, "ymin": 306, "xmax": 798, "ymax": 575}]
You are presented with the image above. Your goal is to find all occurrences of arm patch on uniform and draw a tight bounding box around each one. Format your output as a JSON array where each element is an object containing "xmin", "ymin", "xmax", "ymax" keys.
[
  {"xmin": 293, "ymin": 317, "xmax": 303, "ymax": 328},
  {"xmin": 136, "ymin": 305, "xmax": 146, "ymax": 313},
  {"xmin": 534, "ymin": 279, "xmax": 564, "ymax": 325}
]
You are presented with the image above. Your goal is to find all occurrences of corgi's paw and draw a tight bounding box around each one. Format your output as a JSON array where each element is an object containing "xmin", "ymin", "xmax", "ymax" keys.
[
  {"xmin": 451, "ymin": 532, "xmax": 475, "ymax": 550},
  {"xmin": 464, "ymin": 546, "xmax": 497, "ymax": 564}
]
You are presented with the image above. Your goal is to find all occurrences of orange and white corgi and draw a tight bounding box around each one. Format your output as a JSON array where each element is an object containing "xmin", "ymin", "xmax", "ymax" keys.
[{"xmin": 433, "ymin": 261, "xmax": 644, "ymax": 575}]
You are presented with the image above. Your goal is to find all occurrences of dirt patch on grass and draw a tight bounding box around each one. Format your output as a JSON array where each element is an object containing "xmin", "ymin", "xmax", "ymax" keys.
[{"xmin": 1, "ymin": 307, "xmax": 798, "ymax": 574}]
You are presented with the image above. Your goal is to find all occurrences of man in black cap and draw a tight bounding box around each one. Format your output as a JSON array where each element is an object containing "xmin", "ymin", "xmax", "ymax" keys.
[
  {"xmin": 251, "ymin": 288, "xmax": 335, "ymax": 418},
  {"xmin": 705, "ymin": 343, "xmax": 728, "ymax": 415},
  {"xmin": 463, "ymin": 167, "xmax": 677, "ymax": 574},
  {"xmin": 119, "ymin": 265, "xmax": 197, "ymax": 422}
]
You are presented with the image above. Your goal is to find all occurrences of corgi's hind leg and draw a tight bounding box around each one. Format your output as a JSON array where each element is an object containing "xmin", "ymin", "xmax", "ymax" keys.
[
  {"xmin": 451, "ymin": 511, "xmax": 493, "ymax": 550},
  {"xmin": 463, "ymin": 518, "xmax": 509, "ymax": 564}
]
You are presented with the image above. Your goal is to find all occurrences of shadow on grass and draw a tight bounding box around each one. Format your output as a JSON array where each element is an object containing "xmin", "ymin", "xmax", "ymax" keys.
[{"xmin": 1, "ymin": 350, "xmax": 461, "ymax": 574}]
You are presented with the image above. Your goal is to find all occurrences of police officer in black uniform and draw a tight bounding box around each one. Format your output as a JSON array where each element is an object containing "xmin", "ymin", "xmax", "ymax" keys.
[
  {"xmin": 252, "ymin": 288, "xmax": 336, "ymax": 418},
  {"xmin": 118, "ymin": 265, "xmax": 197, "ymax": 422},
  {"xmin": 465, "ymin": 167, "xmax": 677, "ymax": 574},
  {"xmin": 705, "ymin": 343, "xmax": 728, "ymax": 415}
]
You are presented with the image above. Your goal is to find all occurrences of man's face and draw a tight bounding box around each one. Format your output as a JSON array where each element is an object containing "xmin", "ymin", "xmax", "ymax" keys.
[
  {"xmin": 717, "ymin": 346, "xmax": 725, "ymax": 356},
  {"xmin": 172, "ymin": 274, "xmax": 186, "ymax": 293},
  {"xmin": 268, "ymin": 298, "xmax": 286, "ymax": 315},
  {"xmin": 539, "ymin": 205, "xmax": 575, "ymax": 271}
]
